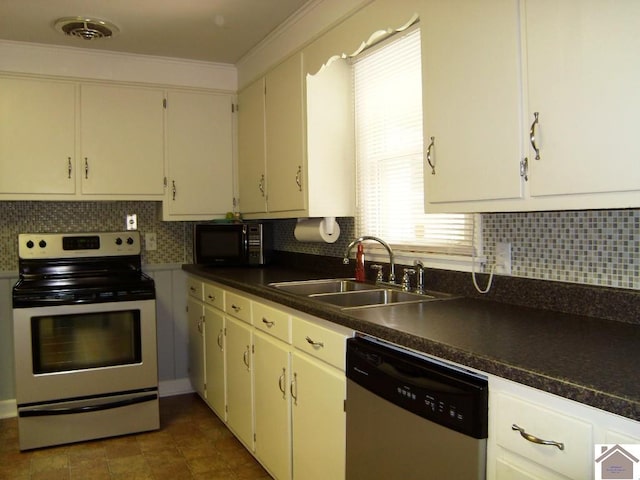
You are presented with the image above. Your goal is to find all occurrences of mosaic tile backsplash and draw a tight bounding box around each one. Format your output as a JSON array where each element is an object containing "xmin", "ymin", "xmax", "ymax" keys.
[{"xmin": 0, "ymin": 202, "xmax": 638, "ymax": 290}]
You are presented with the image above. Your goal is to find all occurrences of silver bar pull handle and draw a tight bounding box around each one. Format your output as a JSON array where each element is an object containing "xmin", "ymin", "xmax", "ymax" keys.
[
  {"xmin": 512, "ymin": 424, "xmax": 564, "ymax": 450},
  {"xmin": 529, "ymin": 112, "xmax": 541, "ymax": 160},
  {"xmin": 84, "ymin": 157, "xmax": 89, "ymax": 179},
  {"xmin": 305, "ymin": 336, "xmax": 324, "ymax": 348},
  {"xmin": 217, "ymin": 330, "xmax": 223, "ymax": 350},
  {"xmin": 262, "ymin": 317, "xmax": 275, "ymax": 328},
  {"xmin": 295, "ymin": 166, "xmax": 302, "ymax": 191},
  {"xmin": 231, "ymin": 304, "xmax": 241, "ymax": 313},
  {"xmin": 172, "ymin": 180, "xmax": 177, "ymax": 200},
  {"xmin": 259, "ymin": 174, "xmax": 265, "ymax": 197},
  {"xmin": 278, "ymin": 368, "xmax": 286, "ymax": 399},
  {"xmin": 242, "ymin": 346, "xmax": 250, "ymax": 369},
  {"xmin": 67, "ymin": 157, "xmax": 72, "ymax": 179},
  {"xmin": 426, "ymin": 136, "xmax": 436, "ymax": 175},
  {"xmin": 290, "ymin": 372, "xmax": 298, "ymax": 405}
]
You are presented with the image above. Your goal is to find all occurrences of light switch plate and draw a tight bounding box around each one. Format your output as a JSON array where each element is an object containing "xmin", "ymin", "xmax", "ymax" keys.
[
  {"xmin": 126, "ymin": 214, "xmax": 137, "ymax": 231},
  {"xmin": 145, "ymin": 233, "xmax": 157, "ymax": 251}
]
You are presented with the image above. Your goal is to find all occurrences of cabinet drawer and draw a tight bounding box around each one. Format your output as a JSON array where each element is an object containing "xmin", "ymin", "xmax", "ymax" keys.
[
  {"xmin": 187, "ymin": 277, "xmax": 203, "ymax": 300},
  {"xmin": 495, "ymin": 392, "xmax": 593, "ymax": 479},
  {"xmin": 225, "ymin": 291, "xmax": 252, "ymax": 324},
  {"xmin": 253, "ymin": 302, "xmax": 291, "ymax": 343},
  {"xmin": 292, "ymin": 317, "xmax": 348, "ymax": 370},
  {"xmin": 203, "ymin": 283, "xmax": 224, "ymax": 310}
]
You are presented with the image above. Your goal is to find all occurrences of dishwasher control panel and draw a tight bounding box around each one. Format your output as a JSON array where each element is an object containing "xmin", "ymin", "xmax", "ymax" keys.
[{"xmin": 346, "ymin": 336, "xmax": 488, "ymax": 439}]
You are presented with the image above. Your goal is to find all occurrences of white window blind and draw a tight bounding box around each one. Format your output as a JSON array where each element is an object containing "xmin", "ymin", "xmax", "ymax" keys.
[{"xmin": 353, "ymin": 27, "xmax": 476, "ymax": 257}]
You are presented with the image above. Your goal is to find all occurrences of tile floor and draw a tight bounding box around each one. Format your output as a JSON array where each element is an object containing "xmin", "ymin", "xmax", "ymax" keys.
[{"xmin": 0, "ymin": 393, "xmax": 271, "ymax": 480}]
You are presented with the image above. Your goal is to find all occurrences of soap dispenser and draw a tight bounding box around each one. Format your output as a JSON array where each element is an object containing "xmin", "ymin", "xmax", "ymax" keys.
[{"xmin": 355, "ymin": 243, "xmax": 366, "ymax": 281}]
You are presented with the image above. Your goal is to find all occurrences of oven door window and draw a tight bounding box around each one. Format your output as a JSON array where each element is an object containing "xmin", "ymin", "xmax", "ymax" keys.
[{"xmin": 31, "ymin": 310, "xmax": 142, "ymax": 374}]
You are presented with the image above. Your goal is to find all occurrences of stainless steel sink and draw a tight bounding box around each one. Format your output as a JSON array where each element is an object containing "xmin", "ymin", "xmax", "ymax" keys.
[
  {"xmin": 269, "ymin": 278, "xmax": 456, "ymax": 309},
  {"xmin": 310, "ymin": 289, "xmax": 432, "ymax": 309},
  {"xmin": 269, "ymin": 279, "xmax": 378, "ymax": 296}
]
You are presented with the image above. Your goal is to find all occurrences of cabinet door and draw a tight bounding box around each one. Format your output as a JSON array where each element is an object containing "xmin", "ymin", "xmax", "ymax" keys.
[
  {"xmin": 80, "ymin": 84, "xmax": 164, "ymax": 196},
  {"xmin": 237, "ymin": 78, "xmax": 267, "ymax": 214},
  {"xmin": 204, "ymin": 304, "xmax": 225, "ymax": 419},
  {"xmin": 291, "ymin": 351, "xmax": 345, "ymax": 480},
  {"xmin": 0, "ymin": 77, "xmax": 76, "ymax": 195},
  {"xmin": 187, "ymin": 297, "xmax": 205, "ymax": 399},
  {"xmin": 225, "ymin": 316, "xmax": 254, "ymax": 450},
  {"xmin": 525, "ymin": 0, "xmax": 640, "ymax": 199},
  {"xmin": 253, "ymin": 331, "xmax": 292, "ymax": 480},
  {"xmin": 422, "ymin": 0, "xmax": 523, "ymax": 207},
  {"xmin": 265, "ymin": 53, "xmax": 306, "ymax": 212},
  {"xmin": 164, "ymin": 90, "xmax": 234, "ymax": 219}
]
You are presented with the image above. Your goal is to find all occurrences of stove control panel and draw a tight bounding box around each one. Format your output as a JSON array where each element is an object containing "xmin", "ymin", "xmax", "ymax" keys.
[{"xmin": 18, "ymin": 232, "xmax": 141, "ymax": 259}]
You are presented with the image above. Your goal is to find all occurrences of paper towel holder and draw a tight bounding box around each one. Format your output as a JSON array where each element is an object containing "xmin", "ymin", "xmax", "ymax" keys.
[{"xmin": 297, "ymin": 217, "xmax": 338, "ymax": 236}]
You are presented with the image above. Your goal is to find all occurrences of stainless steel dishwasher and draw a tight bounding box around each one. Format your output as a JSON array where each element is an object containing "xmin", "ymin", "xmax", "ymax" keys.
[{"xmin": 345, "ymin": 336, "xmax": 488, "ymax": 479}]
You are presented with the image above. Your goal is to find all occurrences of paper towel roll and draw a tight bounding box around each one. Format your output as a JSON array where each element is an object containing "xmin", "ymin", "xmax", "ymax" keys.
[{"xmin": 294, "ymin": 218, "xmax": 341, "ymax": 243}]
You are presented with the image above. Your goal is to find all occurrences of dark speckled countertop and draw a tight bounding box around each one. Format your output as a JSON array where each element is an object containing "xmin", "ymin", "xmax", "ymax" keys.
[{"xmin": 182, "ymin": 263, "xmax": 640, "ymax": 422}]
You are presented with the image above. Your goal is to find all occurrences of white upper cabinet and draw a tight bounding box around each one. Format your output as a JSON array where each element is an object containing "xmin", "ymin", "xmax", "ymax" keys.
[
  {"xmin": 524, "ymin": 0, "xmax": 640, "ymax": 202},
  {"xmin": 422, "ymin": 0, "xmax": 523, "ymax": 206},
  {"xmin": 265, "ymin": 53, "xmax": 306, "ymax": 213},
  {"xmin": 237, "ymin": 51, "xmax": 355, "ymax": 219},
  {"xmin": 423, "ymin": 0, "xmax": 640, "ymax": 212},
  {"xmin": 237, "ymin": 78, "xmax": 268, "ymax": 214},
  {"xmin": 162, "ymin": 89, "xmax": 234, "ymax": 220},
  {"xmin": 80, "ymin": 83, "xmax": 165, "ymax": 197},
  {"xmin": 0, "ymin": 77, "xmax": 77, "ymax": 196}
]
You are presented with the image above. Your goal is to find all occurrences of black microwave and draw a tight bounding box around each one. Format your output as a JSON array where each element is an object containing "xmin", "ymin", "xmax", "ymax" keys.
[{"xmin": 194, "ymin": 223, "xmax": 272, "ymax": 266}]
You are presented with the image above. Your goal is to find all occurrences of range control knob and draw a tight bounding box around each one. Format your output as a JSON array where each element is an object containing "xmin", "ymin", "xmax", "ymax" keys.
[
  {"xmin": 115, "ymin": 237, "xmax": 123, "ymax": 246},
  {"xmin": 26, "ymin": 240, "xmax": 34, "ymax": 249},
  {"xmin": 126, "ymin": 237, "xmax": 134, "ymax": 245},
  {"xmin": 39, "ymin": 240, "xmax": 47, "ymax": 248}
]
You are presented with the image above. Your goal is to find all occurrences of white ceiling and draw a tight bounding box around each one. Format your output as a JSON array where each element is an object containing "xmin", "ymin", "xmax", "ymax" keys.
[{"xmin": 0, "ymin": 0, "xmax": 312, "ymax": 64}]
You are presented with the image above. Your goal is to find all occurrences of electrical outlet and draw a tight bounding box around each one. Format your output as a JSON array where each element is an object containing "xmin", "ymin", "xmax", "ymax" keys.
[
  {"xmin": 495, "ymin": 242, "xmax": 512, "ymax": 275},
  {"xmin": 126, "ymin": 214, "xmax": 137, "ymax": 231},
  {"xmin": 145, "ymin": 233, "xmax": 157, "ymax": 251}
]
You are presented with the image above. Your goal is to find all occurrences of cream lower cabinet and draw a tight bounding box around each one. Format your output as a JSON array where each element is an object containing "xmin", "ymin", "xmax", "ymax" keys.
[
  {"xmin": 291, "ymin": 351, "xmax": 345, "ymax": 480},
  {"xmin": 291, "ymin": 316, "xmax": 348, "ymax": 480},
  {"xmin": 186, "ymin": 278, "xmax": 206, "ymax": 399},
  {"xmin": 187, "ymin": 276, "xmax": 351, "ymax": 480},
  {"xmin": 225, "ymin": 315, "xmax": 254, "ymax": 450},
  {"xmin": 203, "ymin": 304, "xmax": 225, "ymax": 419},
  {"xmin": 254, "ymin": 330, "xmax": 292, "ymax": 480},
  {"xmin": 488, "ymin": 375, "xmax": 640, "ymax": 480}
]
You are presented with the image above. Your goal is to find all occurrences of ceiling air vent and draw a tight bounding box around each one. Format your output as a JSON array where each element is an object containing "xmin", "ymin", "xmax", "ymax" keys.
[{"xmin": 54, "ymin": 17, "xmax": 120, "ymax": 40}]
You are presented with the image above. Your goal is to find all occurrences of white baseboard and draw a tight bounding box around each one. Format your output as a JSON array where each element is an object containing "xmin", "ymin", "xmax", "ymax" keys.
[
  {"xmin": 0, "ymin": 399, "xmax": 17, "ymax": 419},
  {"xmin": 158, "ymin": 378, "xmax": 194, "ymax": 398}
]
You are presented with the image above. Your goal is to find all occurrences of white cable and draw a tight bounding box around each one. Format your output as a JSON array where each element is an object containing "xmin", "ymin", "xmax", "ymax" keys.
[{"xmin": 470, "ymin": 215, "xmax": 494, "ymax": 294}]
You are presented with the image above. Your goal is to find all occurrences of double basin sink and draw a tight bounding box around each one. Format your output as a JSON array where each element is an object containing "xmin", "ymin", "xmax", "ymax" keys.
[{"xmin": 269, "ymin": 278, "xmax": 455, "ymax": 310}]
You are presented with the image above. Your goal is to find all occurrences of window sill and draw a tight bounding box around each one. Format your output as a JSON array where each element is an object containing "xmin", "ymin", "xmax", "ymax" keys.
[{"xmin": 363, "ymin": 250, "xmax": 487, "ymax": 273}]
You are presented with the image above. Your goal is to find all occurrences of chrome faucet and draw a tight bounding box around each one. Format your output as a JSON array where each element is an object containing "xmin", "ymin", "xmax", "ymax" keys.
[
  {"xmin": 413, "ymin": 260, "xmax": 425, "ymax": 294},
  {"xmin": 343, "ymin": 236, "xmax": 395, "ymax": 283}
]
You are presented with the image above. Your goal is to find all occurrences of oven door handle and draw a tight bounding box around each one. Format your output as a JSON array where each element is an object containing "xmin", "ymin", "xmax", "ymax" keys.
[{"xmin": 19, "ymin": 393, "xmax": 158, "ymax": 417}]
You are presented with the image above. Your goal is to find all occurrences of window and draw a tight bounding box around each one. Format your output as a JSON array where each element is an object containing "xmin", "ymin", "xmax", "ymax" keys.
[{"xmin": 352, "ymin": 27, "xmax": 479, "ymax": 268}]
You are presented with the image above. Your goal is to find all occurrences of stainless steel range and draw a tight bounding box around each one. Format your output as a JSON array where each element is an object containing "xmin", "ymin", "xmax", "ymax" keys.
[{"xmin": 12, "ymin": 231, "xmax": 159, "ymax": 450}]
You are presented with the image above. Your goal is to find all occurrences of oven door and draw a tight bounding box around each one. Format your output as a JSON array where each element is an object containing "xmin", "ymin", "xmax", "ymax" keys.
[{"xmin": 13, "ymin": 299, "xmax": 158, "ymax": 405}]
